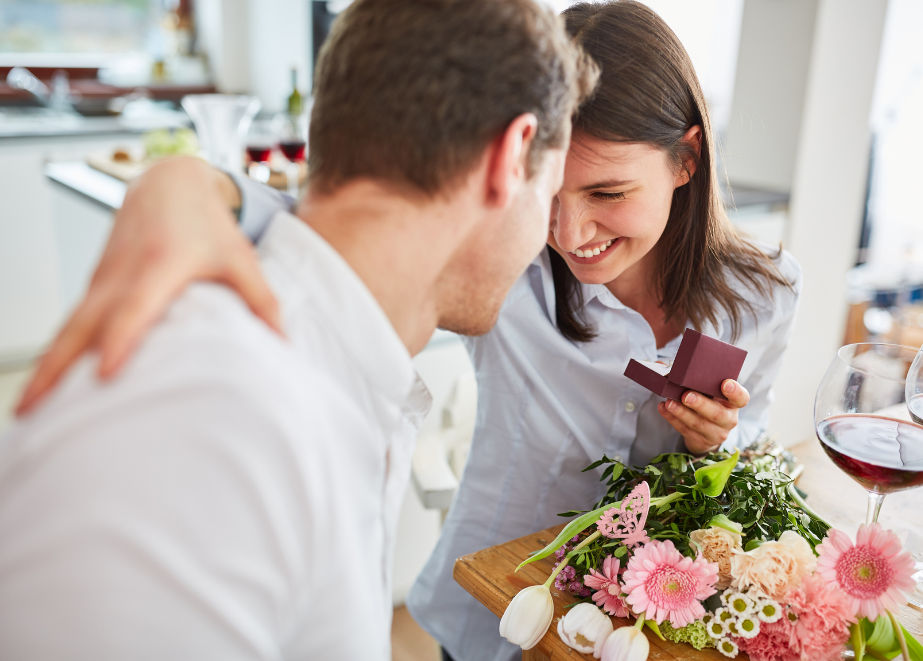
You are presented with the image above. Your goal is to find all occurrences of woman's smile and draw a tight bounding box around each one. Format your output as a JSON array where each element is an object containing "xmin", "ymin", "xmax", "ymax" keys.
[{"xmin": 564, "ymin": 236, "xmax": 626, "ymax": 265}]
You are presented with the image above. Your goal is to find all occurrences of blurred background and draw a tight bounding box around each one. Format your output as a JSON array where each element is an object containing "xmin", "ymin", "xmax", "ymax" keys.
[{"xmin": 0, "ymin": 0, "xmax": 921, "ymax": 658}]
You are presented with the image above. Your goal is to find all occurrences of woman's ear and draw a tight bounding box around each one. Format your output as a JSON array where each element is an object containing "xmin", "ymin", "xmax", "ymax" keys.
[
  {"xmin": 674, "ymin": 124, "xmax": 703, "ymax": 188},
  {"xmin": 486, "ymin": 113, "xmax": 538, "ymax": 208}
]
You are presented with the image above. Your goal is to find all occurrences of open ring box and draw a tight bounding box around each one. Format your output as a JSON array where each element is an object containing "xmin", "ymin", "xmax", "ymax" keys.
[{"xmin": 623, "ymin": 329, "xmax": 747, "ymax": 402}]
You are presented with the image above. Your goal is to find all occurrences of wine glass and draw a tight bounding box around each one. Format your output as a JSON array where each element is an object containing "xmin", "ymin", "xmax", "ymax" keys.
[
  {"xmin": 908, "ymin": 346, "xmax": 923, "ymax": 424},
  {"xmin": 905, "ymin": 345, "xmax": 923, "ymax": 609},
  {"xmin": 814, "ymin": 343, "xmax": 923, "ymax": 525},
  {"xmin": 274, "ymin": 109, "xmax": 309, "ymax": 197},
  {"xmin": 245, "ymin": 118, "xmax": 276, "ymax": 184}
]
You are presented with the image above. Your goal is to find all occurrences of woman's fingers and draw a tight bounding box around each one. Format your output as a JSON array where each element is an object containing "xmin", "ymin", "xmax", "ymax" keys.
[
  {"xmin": 678, "ymin": 391, "xmax": 735, "ymax": 429},
  {"xmin": 662, "ymin": 398, "xmax": 728, "ymax": 439},
  {"xmin": 15, "ymin": 289, "xmax": 112, "ymax": 415},
  {"xmin": 678, "ymin": 381, "xmax": 750, "ymax": 430},
  {"xmin": 720, "ymin": 379, "xmax": 750, "ymax": 408},
  {"xmin": 96, "ymin": 264, "xmax": 189, "ymax": 377},
  {"xmin": 658, "ymin": 403, "xmax": 719, "ymax": 454},
  {"xmin": 218, "ymin": 242, "xmax": 283, "ymax": 335}
]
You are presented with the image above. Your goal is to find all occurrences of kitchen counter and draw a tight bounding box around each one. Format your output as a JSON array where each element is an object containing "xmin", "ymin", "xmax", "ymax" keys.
[{"xmin": 0, "ymin": 106, "xmax": 189, "ymax": 139}]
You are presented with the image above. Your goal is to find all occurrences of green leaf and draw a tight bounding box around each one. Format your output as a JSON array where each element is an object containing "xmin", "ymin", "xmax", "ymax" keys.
[
  {"xmin": 707, "ymin": 513, "xmax": 743, "ymax": 534},
  {"xmin": 645, "ymin": 619, "xmax": 666, "ymax": 640},
  {"xmin": 866, "ymin": 615, "xmax": 895, "ymax": 653},
  {"xmin": 582, "ymin": 455, "xmax": 612, "ymax": 472},
  {"xmin": 744, "ymin": 539, "xmax": 764, "ymax": 552},
  {"xmin": 694, "ymin": 449, "xmax": 740, "ymax": 497},
  {"xmin": 515, "ymin": 502, "xmax": 615, "ymax": 571},
  {"xmin": 612, "ymin": 545, "xmax": 628, "ymax": 558}
]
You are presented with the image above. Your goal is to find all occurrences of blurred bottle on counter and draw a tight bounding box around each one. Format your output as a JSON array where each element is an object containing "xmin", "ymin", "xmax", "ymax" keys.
[{"xmin": 287, "ymin": 67, "xmax": 304, "ymax": 116}]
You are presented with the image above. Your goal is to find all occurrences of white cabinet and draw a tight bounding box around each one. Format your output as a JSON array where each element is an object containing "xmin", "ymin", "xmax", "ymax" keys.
[{"xmin": 0, "ymin": 134, "xmax": 136, "ymax": 367}]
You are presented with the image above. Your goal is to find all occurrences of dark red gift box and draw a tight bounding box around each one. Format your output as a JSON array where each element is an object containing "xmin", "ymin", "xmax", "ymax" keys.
[{"xmin": 623, "ymin": 329, "xmax": 747, "ymax": 401}]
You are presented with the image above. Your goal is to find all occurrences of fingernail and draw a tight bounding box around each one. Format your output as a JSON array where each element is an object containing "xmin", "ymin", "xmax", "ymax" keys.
[
  {"xmin": 667, "ymin": 400, "xmax": 677, "ymax": 411},
  {"xmin": 723, "ymin": 380, "xmax": 735, "ymax": 394},
  {"xmin": 684, "ymin": 392, "xmax": 697, "ymax": 405}
]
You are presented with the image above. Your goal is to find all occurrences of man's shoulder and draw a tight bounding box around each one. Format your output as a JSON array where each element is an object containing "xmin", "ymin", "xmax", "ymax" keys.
[{"xmin": 18, "ymin": 282, "xmax": 362, "ymax": 446}]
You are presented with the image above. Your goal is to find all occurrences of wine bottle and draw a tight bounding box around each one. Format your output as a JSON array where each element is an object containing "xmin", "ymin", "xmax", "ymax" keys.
[{"xmin": 287, "ymin": 67, "xmax": 303, "ymax": 116}]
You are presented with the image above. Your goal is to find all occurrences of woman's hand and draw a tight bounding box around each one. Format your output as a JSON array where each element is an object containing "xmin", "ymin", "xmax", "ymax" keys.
[
  {"xmin": 657, "ymin": 380, "xmax": 750, "ymax": 455},
  {"xmin": 16, "ymin": 156, "xmax": 282, "ymax": 415}
]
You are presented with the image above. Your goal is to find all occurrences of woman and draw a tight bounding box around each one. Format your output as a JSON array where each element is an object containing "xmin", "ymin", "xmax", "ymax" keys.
[{"xmin": 18, "ymin": 2, "xmax": 799, "ymax": 660}]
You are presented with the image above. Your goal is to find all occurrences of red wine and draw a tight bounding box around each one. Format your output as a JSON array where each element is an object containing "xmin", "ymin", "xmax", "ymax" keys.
[
  {"xmin": 246, "ymin": 145, "xmax": 272, "ymax": 163},
  {"xmin": 279, "ymin": 140, "xmax": 306, "ymax": 161},
  {"xmin": 817, "ymin": 414, "xmax": 923, "ymax": 494},
  {"xmin": 909, "ymin": 394, "xmax": 923, "ymax": 425}
]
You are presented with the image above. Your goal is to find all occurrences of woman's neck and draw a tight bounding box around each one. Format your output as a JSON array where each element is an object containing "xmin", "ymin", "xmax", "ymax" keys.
[{"xmin": 605, "ymin": 251, "xmax": 682, "ymax": 348}]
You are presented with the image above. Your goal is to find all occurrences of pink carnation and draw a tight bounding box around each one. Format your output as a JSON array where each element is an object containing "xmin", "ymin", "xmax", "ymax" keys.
[
  {"xmin": 816, "ymin": 523, "xmax": 916, "ymax": 621},
  {"xmin": 621, "ymin": 540, "xmax": 718, "ymax": 628},
  {"xmin": 583, "ymin": 555, "xmax": 629, "ymax": 617},
  {"xmin": 737, "ymin": 617, "xmax": 799, "ymax": 661},
  {"xmin": 786, "ymin": 574, "xmax": 854, "ymax": 661}
]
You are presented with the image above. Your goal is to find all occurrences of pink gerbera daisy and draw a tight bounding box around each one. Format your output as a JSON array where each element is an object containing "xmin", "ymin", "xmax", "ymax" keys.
[
  {"xmin": 583, "ymin": 555, "xmax": 630, "ymax": 617},
  {"xmin": 621, "ymin": 540, "xmax": 718, "ymax": 628},
  {"xmin": 815, "ymin": 523, "xmax": 916, "ymax": 621}
]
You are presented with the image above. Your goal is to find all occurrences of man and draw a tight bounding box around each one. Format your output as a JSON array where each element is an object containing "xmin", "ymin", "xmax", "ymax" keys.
[{"xmin": 0, "ymin": 0, "xmax": 595, "ymax": 658}]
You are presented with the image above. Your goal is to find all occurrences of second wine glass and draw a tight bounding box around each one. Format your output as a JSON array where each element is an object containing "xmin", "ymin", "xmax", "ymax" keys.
[{"xmin": 814, "ymin": 343, "xmax": 923, "ymax": 525}]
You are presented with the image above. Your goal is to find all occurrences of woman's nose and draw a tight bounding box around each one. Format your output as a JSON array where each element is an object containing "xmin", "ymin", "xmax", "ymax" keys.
[{"xmin": 553, "ymin": 198, "xmax": 595, "ymax": 252}]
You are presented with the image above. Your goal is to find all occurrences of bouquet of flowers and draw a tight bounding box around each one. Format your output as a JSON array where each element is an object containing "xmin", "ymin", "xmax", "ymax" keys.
[{"xmin": 499, "ymin": 445, "xmax": 922, "ymax": 661}]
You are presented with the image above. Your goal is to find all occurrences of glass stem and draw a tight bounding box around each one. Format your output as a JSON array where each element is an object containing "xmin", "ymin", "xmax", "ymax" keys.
[{"xmin": 866, "ymin": 491, "xmax": 886, "ymax": 525}]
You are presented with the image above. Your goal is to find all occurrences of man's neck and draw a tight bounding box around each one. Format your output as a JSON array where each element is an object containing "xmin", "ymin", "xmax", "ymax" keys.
[{"xmin": 296, "ymin": 180, "xmax": 474, "ymax": 356}]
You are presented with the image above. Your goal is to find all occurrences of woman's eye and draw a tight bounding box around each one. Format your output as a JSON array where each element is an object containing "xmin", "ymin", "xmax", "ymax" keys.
[{"xmin": 591, "ymin": 191, "xmax": 626, "ymax": 201}]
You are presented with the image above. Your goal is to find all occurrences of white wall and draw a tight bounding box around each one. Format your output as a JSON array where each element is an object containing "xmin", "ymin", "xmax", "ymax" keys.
[
  {"xmin": 865, "ymin": 0, "xmax": 923, "ymax": 266},
  {"xmin": 767, "ymin": 0, "xmax": 890, "ymax": 445},
  {"xmin": 722, "ymin": 0, "xmax": 819, "ymax": 192},
  {"xmin": 195, "ymin": 0, "xmax": 311, "ymax": 112}
]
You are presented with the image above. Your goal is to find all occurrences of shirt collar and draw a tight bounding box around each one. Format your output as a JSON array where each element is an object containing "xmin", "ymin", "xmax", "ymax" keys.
[{"xmin": 259, "ymin": 211, "xmax": 418, "ymax": 409}]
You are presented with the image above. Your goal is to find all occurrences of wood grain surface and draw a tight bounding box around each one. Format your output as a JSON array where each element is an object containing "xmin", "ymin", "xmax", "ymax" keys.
[{"xmin": 454, "ymin": 439, "xmax": 923, "ymax": 660}]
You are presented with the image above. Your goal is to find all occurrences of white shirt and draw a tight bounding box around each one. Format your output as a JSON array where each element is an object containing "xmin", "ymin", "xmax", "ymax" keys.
[
  {"xmin": 232, "ymin": 177, "xmax": 802, "ymax": 661},
  {"xmin": 0, "ymin": 211, "xmax": 431, "ymax": 660}
]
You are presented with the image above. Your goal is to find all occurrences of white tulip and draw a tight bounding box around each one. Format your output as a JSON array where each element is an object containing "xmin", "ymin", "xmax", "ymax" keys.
[
  {"xmin": 600, "ymin": 625, "xmax": 650, "ymax": 661},
  {"xmin": 557, "ymin": 602, "xmax": 615, "ymax": 658},
  {"xmin": 499, "ymin": 585, "xmax": 554, "ymax": 650}
]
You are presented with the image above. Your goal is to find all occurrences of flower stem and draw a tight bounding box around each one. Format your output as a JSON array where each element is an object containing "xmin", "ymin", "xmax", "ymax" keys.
[
  {"xmin": 887, "ymin": 610, "xmax": 910, "ymax": 661},
  {"xmin": 543, "ymin": 530, "xmax": 602, "ymax": 588},
  {"xmin": 634, "ymin": 614, "xmax": 646, "ymax": 630},
  {"xmin": 651, "ymin": 492, "xmax": 684, "ymax": 508}
]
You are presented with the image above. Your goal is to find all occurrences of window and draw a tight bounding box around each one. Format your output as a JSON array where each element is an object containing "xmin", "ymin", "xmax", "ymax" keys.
[{"xmin": 0, "ymin": 0, "xmax": 159, "ymax": 56}]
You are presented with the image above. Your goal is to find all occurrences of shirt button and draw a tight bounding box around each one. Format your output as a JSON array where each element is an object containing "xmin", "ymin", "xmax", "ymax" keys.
[
  {"xmin": 613, "ymin": 454, "xmax": 623, "ymax": 463},
  {"xmin": 625, "ymin": 401, "xmax": 636, "ymax": 413}
]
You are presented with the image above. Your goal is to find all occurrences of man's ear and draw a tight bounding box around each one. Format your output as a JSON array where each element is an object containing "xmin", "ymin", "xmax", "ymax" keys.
[
  {"xmin": 674, "ymin": 124, "xmax": 702, "ymax": 188},
  {"xmin": 486, "ymin": 113, "xmax": 538, "ymax": 208}
]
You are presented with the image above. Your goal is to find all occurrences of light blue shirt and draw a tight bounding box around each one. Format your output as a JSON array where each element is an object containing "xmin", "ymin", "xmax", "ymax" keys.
[{"xmin": 233, "ymin": 175, "xmax": 802, "ymax": 661}]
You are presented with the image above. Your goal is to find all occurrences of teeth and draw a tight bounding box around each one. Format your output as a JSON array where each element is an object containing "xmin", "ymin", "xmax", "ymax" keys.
[
  {"xmin": 575, "ymin": 249, "xmax": 585, "ymax": 258},
  {"xmin": 607, "ymin": 239, "xmax": 613, "ymax": 246},
  {"xmin": 592, "ymin": 247, "xmax": 600, "ymax": 256},
  {"xmin": 600, "ymin": 243, "xmax": 607, "ymax": 251}
]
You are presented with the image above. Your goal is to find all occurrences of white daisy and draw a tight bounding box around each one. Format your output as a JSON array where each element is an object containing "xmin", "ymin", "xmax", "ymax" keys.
[
  {"xmin": 727, "ymin": 592, "xmax": 754, "ymax": 618},
  {"xmin": 717, "ymin": 638, "xmax": 740, "ymax": 658},
  {"xmin": 735, "ymin": 615, "xmax": 761, "ymax": 639},
  {"xmin": 754, "ymin": 598, "xmax": 783, "ymax": 623},
  {"xmin": 706, "ymin": 617, "xmax": 728, "ymax": 639},
  {"xmin": 715, "ymin": 607, "xmax": 734, "ymax": 623}
]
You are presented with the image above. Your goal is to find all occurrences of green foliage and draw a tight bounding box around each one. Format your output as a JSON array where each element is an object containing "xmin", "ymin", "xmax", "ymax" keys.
[
  {"xmin": 562, "ymin": 450, "xmax": 830, "ymax": 575},
  {"xmin": 660, "ymin": 620, "xmax": 715, "ymax": 650}
]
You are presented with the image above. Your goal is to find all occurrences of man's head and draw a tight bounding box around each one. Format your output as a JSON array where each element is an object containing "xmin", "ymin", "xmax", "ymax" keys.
[{"xmin": 309, "ymin": 0, "xmax": 598, "ymax": 335}]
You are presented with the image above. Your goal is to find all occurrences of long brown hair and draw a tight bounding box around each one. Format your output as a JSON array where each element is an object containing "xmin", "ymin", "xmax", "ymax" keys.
[{"xmin": 553, "ymin": 0, "xmax": 791, "ymax": 343}]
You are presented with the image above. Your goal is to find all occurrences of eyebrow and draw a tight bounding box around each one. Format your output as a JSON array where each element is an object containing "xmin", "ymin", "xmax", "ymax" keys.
[{"xmin": 579, "ymin": 179, "xmax": 636, "ymax": 191}]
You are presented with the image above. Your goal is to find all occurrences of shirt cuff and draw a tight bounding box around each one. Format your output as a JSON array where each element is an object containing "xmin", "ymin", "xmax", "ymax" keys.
[{"xmin": 225, "ymin": 171, "xmax": 297, "ymax": 244}]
